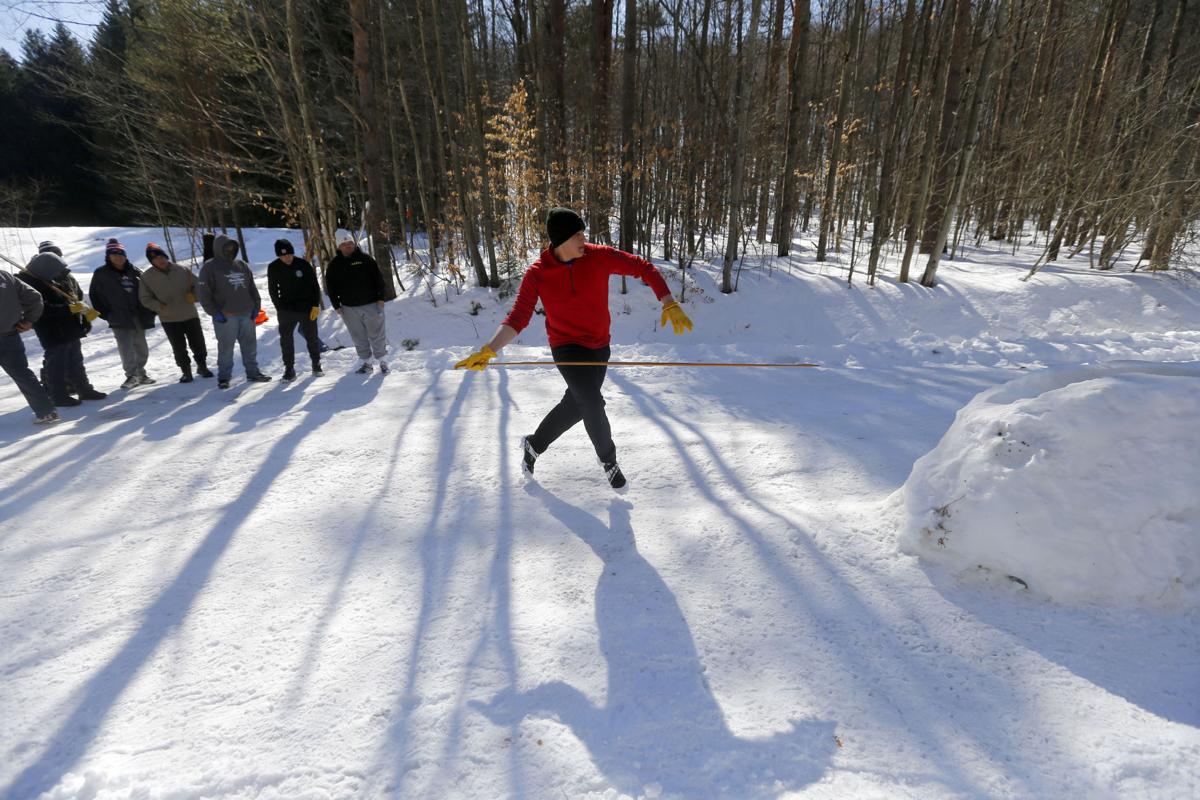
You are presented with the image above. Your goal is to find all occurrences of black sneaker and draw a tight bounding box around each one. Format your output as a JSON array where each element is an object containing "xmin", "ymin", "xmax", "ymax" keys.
[
  {"xmin": 197, "ymin": 365, "xmax": 214, "ymax": 378},
  {"xmin": 52, "ymin": 395, "xmax": 82, "ymax": 407},
  {"xmin": 312, "ymin": 363, "xmax": 324, "ymax": 377},
  {"xmin": 78, "ymin": 387, "xmax": 107, "ymax": 400},
  {"xmin": 602, "ymin": 461, "xmax": 627, "ymax": 489},
  {"xmin": 246, "ymin": 373, "xmax": 272, "ymax": 383},
  {"xmin": 282, "ymin": 367, "xmax": 297, "ymax": 382},
  {"xmin": 521, "ymin": 436, "xmax": 538, "ymax": 476},
  {"xmin": 180, "ymin": 369, "xmax": 194, "ymax": 383},
  {"xmin": 138, "ymin": 374, "xmax": 156, "ymax": 385},
  {"xmin": 218, "ymin": 379, "xmax": 230, "ymax": 389}
]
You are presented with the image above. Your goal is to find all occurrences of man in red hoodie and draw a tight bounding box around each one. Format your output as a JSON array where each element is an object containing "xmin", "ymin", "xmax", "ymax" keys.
[{"xmin": 456, "ymin": 207, "xmax": 693, "ymax": 488}]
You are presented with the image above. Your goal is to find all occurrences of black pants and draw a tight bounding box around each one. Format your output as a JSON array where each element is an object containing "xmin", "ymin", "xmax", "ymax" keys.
[
  {"xmin": 43, "ymin": 339, "xmax": 93, "ymax": 397},
  {"xmin": 529, "ymin": 344, "xmax": 616, "ymax": 465},
  {"xmin": 162, "ymin": 318, "xmax": 208, "ymax": 370},
  {"xmin": 278, "ymin": 308, "xmax": 321, "ymax": 368}
]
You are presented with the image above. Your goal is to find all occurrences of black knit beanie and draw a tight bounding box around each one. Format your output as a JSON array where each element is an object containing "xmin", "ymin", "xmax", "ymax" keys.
[
  {"xmin": 546, "ymin": 207, "xmax": 585, "ymax": 248},
  {"xmin": 274, "ymin": 238, "xmax": 295, "ymax": 256}
]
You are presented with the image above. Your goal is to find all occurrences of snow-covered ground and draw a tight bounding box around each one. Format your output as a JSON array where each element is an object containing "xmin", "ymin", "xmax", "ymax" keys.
[{"xmin": 1, "ymin": 226, "xmax": 1198, "ymax": 799}]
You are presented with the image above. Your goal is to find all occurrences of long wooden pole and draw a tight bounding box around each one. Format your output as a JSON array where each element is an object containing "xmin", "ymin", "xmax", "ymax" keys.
[{"xmin": 489, "ymin": 360, "xmax": 820, "ymax": 368}]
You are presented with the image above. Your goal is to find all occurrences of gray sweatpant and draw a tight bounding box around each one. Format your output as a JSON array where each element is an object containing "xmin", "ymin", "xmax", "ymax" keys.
[
  {"xmin": 112, "ymin": 325, "xmax": 150, "ymax": 378},
  {"xmin": 341, "ymin": 303, "xmax": 388, "ymax": 360}
]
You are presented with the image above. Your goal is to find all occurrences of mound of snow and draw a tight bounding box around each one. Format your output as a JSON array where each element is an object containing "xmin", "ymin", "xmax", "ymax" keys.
[{"xmin": 899, "ymin": 362, "xmax": 1200, "ymax": 608}]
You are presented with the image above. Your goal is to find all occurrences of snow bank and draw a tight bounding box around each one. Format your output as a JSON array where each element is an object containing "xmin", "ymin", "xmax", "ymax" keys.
[{"xmin": 899, "ymin": 361, "xmax": 1200, "ymax": 608}]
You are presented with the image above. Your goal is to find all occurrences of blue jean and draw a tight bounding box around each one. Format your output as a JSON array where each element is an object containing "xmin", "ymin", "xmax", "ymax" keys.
[
  {"xmin": 213, "ymin": 313, "xmax": 260, "ymax": 381},
  {"xmin": 1, "ymin": 333, "xmax": 55, "ymax": 416}
]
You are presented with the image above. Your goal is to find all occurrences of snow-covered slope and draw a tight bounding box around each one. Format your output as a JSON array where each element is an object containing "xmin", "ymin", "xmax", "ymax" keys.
[{"xmin": 1, "ymin": 226, "xmax": 1198, "ymax": 799}]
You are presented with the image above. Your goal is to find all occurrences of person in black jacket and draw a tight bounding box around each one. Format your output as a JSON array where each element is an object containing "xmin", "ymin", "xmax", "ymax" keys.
[
  {"xmin": 267, "ymin": 238, "xmax": 323, "ymax": 381},
  {"xmin": 89, "ymin": 238, "xmax": 157, "ymax": 390},
  {"xmin": 19, "ymin": 243, "xmax": 106, "ymax": 405},
  {"xmin": 325, "ymin": 230, "xmax": 389, "ymax": 375}
]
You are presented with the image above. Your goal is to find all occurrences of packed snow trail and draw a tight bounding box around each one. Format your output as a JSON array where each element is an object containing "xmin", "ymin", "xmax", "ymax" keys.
[{"xmin": 1, "ymin": 227, "xmax": 1198, "ymax": 798}]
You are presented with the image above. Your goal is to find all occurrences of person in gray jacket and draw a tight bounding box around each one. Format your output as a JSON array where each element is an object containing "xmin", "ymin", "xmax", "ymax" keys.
[
  {"xmin": 139, "ymin": 242, "xmax": 212, "ymax": 383},
  {"xmin": 197, "ymin": 233, "xmax": 271, "ymax": 388},
  {"xmin": 0, "ymin": 268, "xmax": 58, "ymax": 423},
  {"xmin": 89, "ymin": 238, "xmax": 158, "ymax": 389}
]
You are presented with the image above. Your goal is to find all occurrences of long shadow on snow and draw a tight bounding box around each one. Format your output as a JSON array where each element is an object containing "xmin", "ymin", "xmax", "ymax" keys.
[
  {"xmin": 930, "ymin": 575, "xmax": 1200, "ymax": 728},
  {"xmin": 281, "ymin": 369, "xmax": 443, "ymax": 708},
  {"xmin": 611, "ymin": 371, "xmax": 1057, "ymax": 795},
  {"xmin": 382, "ymin": 372, "xmax": 482, "ymax": 795},
  {"xmin": 3, "ymin": 372, "xmax": 378, "ymax": 799},
  {"xmin": 472, "ymin": 486, "xmax": 835, "ymax": 800}
]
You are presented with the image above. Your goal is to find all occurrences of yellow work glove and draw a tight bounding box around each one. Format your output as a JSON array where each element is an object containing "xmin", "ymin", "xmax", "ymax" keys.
[
  {"xmin": 84, "ymin": 307, "xmax": 101, "ymax": 322},
  {"xmin": 309, "ymin": 306, "xmax": 320, "ymax": 322},
  {"xmin": 455, "ymin": 345, "xmax": 496, "ymax": 371},
  {"xmin": 660, "ymin": 300, "xmax": 693, "ymax": 335},
  {"xmin": 68, "ymin": 301, "xmax": 85, "ymax": 314}
]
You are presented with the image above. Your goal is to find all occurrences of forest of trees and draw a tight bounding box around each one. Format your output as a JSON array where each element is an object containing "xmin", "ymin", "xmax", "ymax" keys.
[{"xmin": 0, "ymin": 0, "xmax": 1197, "ymax": 290}]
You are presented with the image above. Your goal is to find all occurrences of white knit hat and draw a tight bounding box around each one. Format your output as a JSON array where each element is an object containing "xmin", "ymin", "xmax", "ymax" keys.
[{"xmin": 335, "ymin": 229, "xmax": 355, "ymax": 247}]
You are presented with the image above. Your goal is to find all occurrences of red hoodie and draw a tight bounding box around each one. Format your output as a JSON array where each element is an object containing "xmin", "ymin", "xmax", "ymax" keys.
[{"xmin": 502, "ymin": 244, "xmax": 672, "ymax": 349}]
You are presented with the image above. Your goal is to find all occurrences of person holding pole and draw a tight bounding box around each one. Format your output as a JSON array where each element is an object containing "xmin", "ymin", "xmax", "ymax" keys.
[{"xmin": 455, "ymin": 207, "xmax": 693, "ymax": 488}]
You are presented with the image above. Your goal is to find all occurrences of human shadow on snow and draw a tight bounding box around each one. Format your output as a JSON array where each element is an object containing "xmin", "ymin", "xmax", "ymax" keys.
[
  {"xmin": 3, "ymin": 372, "xmax": 380, "ymax": 799},
  {"xmin": 472, "ymin": 486, "xmax": 836, "ymax": 800}
]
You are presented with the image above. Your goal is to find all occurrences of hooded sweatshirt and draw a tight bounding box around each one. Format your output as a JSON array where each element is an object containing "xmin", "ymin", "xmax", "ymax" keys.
[
  {"xmin": 18, "ymin": 254, "xmax": 91, "ymax": 346},
  {"xmin": 197, "ymin": 233, "xmax": 261, "ymax": 317}
]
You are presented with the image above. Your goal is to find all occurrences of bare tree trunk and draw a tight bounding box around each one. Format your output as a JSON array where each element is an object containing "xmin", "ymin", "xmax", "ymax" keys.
[
  {"xmin": 721, "ymin": 0, "xmax": 764, "ymax": 292},
  {"xmin": 922, "ymin": 0, "xmax": 1006, "ymax": 286},
  {"xmin": 816, "ymin": 0, "xmax": 864, "ymax": 262}
]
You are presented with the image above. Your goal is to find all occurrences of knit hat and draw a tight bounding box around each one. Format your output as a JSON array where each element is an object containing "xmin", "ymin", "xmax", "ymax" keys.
[
  {"xmin": 546, "ymin": 207, "xmax": 585, "ymax": 248},
  {"xmin": 335, "ymin": 229, "xmax": 356, "ymax": 248},
  {"xmin": 145, "ymin": 242, "xmax": 167, "ymax": 261},
  {"xmin": 274, "ymin": 238, "xmax": 295, "ymax": 256},
  {"xmin": 105, "ymin": 237, "xmax": 126, "ymax": 257},
  {"xmin": 38, "ymin": 240, "xmax": 63, "ymax": 257}
]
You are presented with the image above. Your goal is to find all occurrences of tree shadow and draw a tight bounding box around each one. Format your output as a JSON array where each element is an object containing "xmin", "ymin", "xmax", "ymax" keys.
[
  {"xmin": 2, "ymin": 372, "xmax": 379, "ymax": 798},
  {"xmin": 472, "ymin": 486, "xmax": 836, "ymax": 800}
]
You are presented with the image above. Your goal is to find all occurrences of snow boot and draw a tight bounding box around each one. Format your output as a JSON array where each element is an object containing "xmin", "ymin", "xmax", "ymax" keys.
[
  {"xmin": 246, "ymin": 373, "xmax": 272, "ymax": 383},
  {"xmin": 602, "ymin": 460, "xmax": 627, "ymax": 489},
  {"xmin": 355, "ymin": 362, "xmax": 373, "ymax": 375},
  {"xmin": 52, "ymin": 394, "xmax": 81, "ymax": 407},
  {"xmin": 180, "ymin": 365, "xmax": 193, "ymax": 383},
  {"xmin": 196, "ymin": 363, "xmax": 214, "ymax": 378},
  {"xmin": 218, "ymin": 378, "xmax": 230, "ymax": 389},
  {"xmin": 312, "ymin": 361, "xmax": 323, "ymax": 377},
  {"xmin": 282, "ymin": 366, "xmax": 297, "ymax": 382},
  {"xmin": 78, "ymin": 387, "xmax": 107, "ymax": 401}
]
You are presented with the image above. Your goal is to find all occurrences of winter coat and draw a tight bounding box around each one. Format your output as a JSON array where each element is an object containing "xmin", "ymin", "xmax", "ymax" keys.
[
  {"xmin": 139, "ymin": 261, "xmax": 200, "ymax": 323},
  {"xmin": 18, "ymin": 271, "xmax": 91, "ymax": 347},
  {"xmin": 325, "ymin": 248, "xmax": 385, "ymax": 309},
  {"xmin": 0, "ymin": 269, "xmax": 43, "ymax": 334},
  {"xmin": 267, "ymin": 256, "xmax": 322, "ymax": 314},
  {"xmin": 89, "ymin": 259, "xmax": 157, "ymax": 329},
  {"xmin": 502, "ymin": 244, "xmax": 671, "ymax": 349},
  {"xmin": 197, "ymin": 233, "xmax": 261, "ymax": 317}
]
